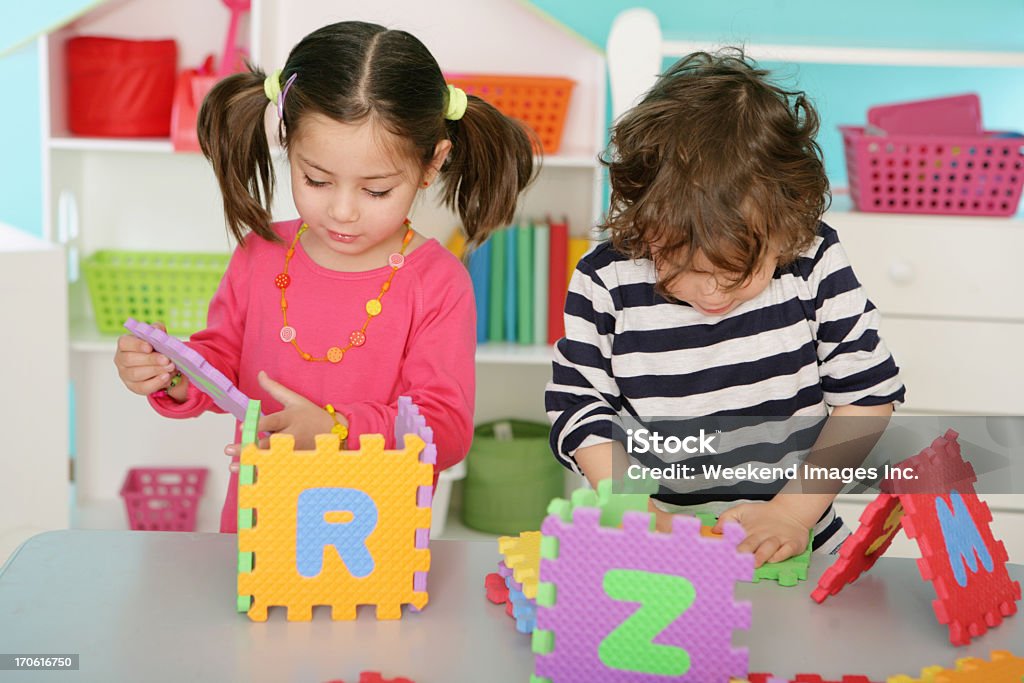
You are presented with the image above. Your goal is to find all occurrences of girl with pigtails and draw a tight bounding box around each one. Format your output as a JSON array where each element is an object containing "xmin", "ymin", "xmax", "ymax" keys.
[{"xmin": 114, "ymin": 21, "xmax": 536, "ymax": 532}]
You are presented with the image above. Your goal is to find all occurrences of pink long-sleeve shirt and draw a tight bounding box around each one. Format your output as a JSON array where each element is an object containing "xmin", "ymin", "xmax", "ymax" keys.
[{"xmin": 148, "ymin": 218, "xmax": 476, "ymax": 532}]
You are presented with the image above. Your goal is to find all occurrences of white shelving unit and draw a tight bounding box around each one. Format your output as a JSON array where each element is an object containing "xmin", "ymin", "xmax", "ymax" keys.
[
  {"xmin": 41, "ymin": 0, "xmax": 604, "ymax": 532},
  {"xmin": 0, "ymin": 224, "xmax": 70, "ymax": 564}
]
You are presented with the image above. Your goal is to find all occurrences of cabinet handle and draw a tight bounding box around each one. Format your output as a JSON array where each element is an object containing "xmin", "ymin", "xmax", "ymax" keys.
[{"xmin": 888, "ymin": 260, "xmax": 915, "ymax": 285}]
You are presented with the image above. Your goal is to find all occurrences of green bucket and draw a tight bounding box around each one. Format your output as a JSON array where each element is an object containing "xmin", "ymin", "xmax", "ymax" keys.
[{"xmin": 461, "ymin": 420, "xmax": 565, "ymax": 535}]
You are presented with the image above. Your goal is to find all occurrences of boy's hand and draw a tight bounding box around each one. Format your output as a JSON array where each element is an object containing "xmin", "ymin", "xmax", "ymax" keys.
[
  {"xmin": 225, "ymin": 370, "xmax": 336, "ymax": 458},
  {"xmin": 714, "ymin": 500, "xmax": 811, "ymax": 567},
  {"xmin": 114, "ymin": 321, "xmax": 179, "ymax": 396}
]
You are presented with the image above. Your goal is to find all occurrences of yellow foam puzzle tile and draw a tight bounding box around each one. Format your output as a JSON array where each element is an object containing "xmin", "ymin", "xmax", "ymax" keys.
[
  {"xmin": 887, "ymin": 665, "xmax": 950, "ymax": 683},
  {"xmin": 238, "ymin": 433, "xmax": 433, "ymax": 621},
  {"xmin": 498, "ymin": 530, "xmax": 542, "ymax": 599},
  {"xmin": 931, "ymin": 650, "xmax": 1024, "ymax": 682}
]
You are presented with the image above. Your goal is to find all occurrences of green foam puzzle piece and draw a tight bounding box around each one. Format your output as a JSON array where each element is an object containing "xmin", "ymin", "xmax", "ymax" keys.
[
  {"xmin": 540, "ymin": 535, "xmax": 559, "ymax": 560},
  {"xmin": 700, "ymin": 515, "xmax": 813, "ymax": 586},
  {"xmin": 238, "ymin": 508, "xmax": 253, "ymax": 530},
  {"xmin": 536, "ymin": 582, "xmax": 556, "ymax": 608},
  {"xmin": 595, "ymin": 479, "xmax": 655, "ymax": 529},
  {"xmin": 753, "ymin": 530, "xmax": 813, "ymax": 586},
  {"xmin": 547, "ymin": 497, "xmax": 572, "ymax": 523},
  {"xmin": 616, "ymin": 473, "xmax": 659, "ymax": 496},
  {"xmin": 693, "ymin": 511, "xmax": 718, "ymax": 527},
  {"xmin": 532, "ymin": 628, "xmax": 554, "ymax": 655},
  {"xmin": 237, "ymin": 594, "xmax": 252, "ymax": 613},
  {"xmin": 241, "ymin": 399, "xmax": 261, "ymax": 446},
  {"xmin": 546, "ymin": 479, "xmax": 656, "ymax": 529},
  {"xmin": 239, "ymin": 464, "xmax": 255, "ymax": 486},
  {"xmin": 238, "ymin": 551, "xmax": 253, "ymax": 573}
]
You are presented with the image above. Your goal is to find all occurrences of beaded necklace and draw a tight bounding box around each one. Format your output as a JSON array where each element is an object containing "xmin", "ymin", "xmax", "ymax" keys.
[{"xmin": 274, "ymin": 219, "xmax": 414, "ymax": 363}]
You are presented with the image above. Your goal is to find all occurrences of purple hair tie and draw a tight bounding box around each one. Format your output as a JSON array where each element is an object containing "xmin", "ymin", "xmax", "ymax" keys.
[{"xmin": 277, "ymin": 72, "xmax": 298, "ymax": 120}]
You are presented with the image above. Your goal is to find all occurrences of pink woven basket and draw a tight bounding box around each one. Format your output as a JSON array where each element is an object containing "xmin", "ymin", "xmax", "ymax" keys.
[
  {"xmin": 841, "ymin": 125, "xmax": 1024, "ymax": 216},
  {"xmin": 120, "ymin": 467, "xmax": 208, "ymax": 531}
]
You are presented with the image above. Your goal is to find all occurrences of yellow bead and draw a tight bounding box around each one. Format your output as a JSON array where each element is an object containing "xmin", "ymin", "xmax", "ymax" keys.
[
  {"xmin": 327, "ymin": 347, "xmax": 344, "ymax": 363},
  {"xmin": 381, "ymin": 282, "xmax": 390, "ymax": 292},
  {"xmin": 366, "ymin": 299, "xmax": 382, "ymax": 316},
  {"xmin": 301, "ymin": 352, "xmax": 311, "ymax": 361}
]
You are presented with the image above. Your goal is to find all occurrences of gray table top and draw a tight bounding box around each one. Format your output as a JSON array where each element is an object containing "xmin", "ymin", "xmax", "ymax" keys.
[{"xmin": 0, "ymin": 530, "xmax": 1021, "ymax": 682}]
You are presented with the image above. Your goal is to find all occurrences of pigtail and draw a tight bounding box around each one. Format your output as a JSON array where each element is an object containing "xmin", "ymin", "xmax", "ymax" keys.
[
  {"xmin": 197, "ymin": 67, "xmax": 279, "ymax": 245},
  {"xmin": 438, "ymin": 96, "xmax": 537, "ymax": 247}
]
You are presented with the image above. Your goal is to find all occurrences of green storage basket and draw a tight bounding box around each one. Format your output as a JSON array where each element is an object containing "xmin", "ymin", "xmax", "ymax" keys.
[
  {"xmin": 83, "ymin": 250, "xmax": 230, "ymax": 336},
  {"xmin": 462, "ymin": 420, "xmax": 565, "ymax": 535}
]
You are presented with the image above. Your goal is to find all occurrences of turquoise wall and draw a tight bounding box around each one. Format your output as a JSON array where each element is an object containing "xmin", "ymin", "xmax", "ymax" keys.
[
  {"xmin": 528, "ymin": 1, "xmax": 1024, "ymax": 52},
  {"xmin": 0, "ymin": 42, "xmax": 42, "ymax": 236},
  {"xmin": 0, "ymin": 1, "xmax": 100, "ymax": 237},
  {"xmin": 2, "ymin": 1, "xmax": 1022, "ymax": 237},
  {"xmin": 529, "ymin": 0, "xmax": 1024, "ymax": 189},
  {"xmin": 0, "ymin": 1, "xmax": 102, "ymax": 55}
]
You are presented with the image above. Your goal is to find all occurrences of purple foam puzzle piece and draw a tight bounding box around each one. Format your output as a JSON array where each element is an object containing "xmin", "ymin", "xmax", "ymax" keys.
[
  {"xmin": 535, "ymin": 510, "xmax": 753, "ymax": 683},
  {"xmin": 505, "ymin": 573, "xmax": 524, "ymax": 594},
  {"xmin": 395, "ymin": 396, "xmax": 436, "ymax": 466},
  {"xmin": 124, "ymin": 318, "xmax": 252, "ymax": 422},
  {"xmin": 393, "ymin": 396, "xmax": 436, "ymax": 605}
]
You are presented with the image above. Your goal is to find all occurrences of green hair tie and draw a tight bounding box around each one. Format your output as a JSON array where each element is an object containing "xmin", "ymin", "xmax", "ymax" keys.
[
  {"xmin": 264, "ymin": 69, "xmax": 283, "ymax": 103},
  {"xmin": 445, "ymin": 84, "xmax": 467, "ymax": 121}
]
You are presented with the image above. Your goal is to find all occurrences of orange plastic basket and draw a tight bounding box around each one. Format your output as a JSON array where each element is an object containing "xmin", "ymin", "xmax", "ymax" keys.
[{"xmin": 444, "ymin": 74, "xmax": 575, "ymax": 154}]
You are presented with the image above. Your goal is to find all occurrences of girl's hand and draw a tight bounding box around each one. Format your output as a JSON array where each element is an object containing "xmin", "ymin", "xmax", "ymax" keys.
[
  {"xmin": 114, "ymin": 321, "xmax": 180, "ymax": 396},
  {"xmin": 225, "ymin": 370, "xmax": 337, "ymax": 458},
  {"xmin": 713, "ymin": 500, "xmax": 811, "ymax": 567}
]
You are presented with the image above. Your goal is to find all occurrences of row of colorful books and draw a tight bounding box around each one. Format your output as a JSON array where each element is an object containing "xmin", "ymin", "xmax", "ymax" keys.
[{"xmin": 447, "ymin": 218, "xmax": 590, "ymax": 345}]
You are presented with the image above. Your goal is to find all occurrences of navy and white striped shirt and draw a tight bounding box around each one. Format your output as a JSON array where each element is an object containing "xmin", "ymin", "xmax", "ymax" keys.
[{"xmin": 545, "ymin": 222, "xmax": 906, "ymax": 552}]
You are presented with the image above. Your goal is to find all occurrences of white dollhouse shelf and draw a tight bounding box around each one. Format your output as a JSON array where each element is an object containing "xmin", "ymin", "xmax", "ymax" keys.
[
  {"xmin": 608, "ymin": 8, "xmax": 1024, "ymax": 121},
  {"xmin": 48, "ymin": 137, "xmax": 175, "ymax": 153},
  {"xmin": 48, "ymin": 136, "xmax": 599, "ymax": 168},
  {"xmin": 660, "ymin": 41, "xmax": 1024, "ymax": 68}
]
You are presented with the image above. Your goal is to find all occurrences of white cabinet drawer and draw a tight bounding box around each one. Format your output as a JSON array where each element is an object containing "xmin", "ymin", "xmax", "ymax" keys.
[
  {"xmin": 881, "ymin": 317, "xmax": 1024, "ymax": 414},
  {"xmin": 825, "ymin": 210, "xmax": 1024, "ymax": 322}
]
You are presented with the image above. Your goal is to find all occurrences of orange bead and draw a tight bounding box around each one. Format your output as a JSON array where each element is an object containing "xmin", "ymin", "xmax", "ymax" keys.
[{"xmin": 282, "ymin": 220, "xmax": 412, "ymax": 362}]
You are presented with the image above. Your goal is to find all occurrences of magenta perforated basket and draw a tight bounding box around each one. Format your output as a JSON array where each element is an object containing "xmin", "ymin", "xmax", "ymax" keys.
[
  {"xmin": 120, "ymin": 467, "xmax": 208, "ymax": 531},
  {"xmin": 841, "ymin": 126, "xmax": 1024, "ymax": 216}
]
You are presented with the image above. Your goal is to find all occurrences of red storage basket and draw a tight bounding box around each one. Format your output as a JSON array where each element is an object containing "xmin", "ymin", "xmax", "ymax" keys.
[
  {"xmin": 841, "ymin": 125, "xmax": 1024, "ymax": 217},
  {"xmin": 120, "ymin": 467, "xmax": 207, "ymax": 531},
  {"xmin": 66, "ymin": 36, "xmax": 178, "ymax": 137}
]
